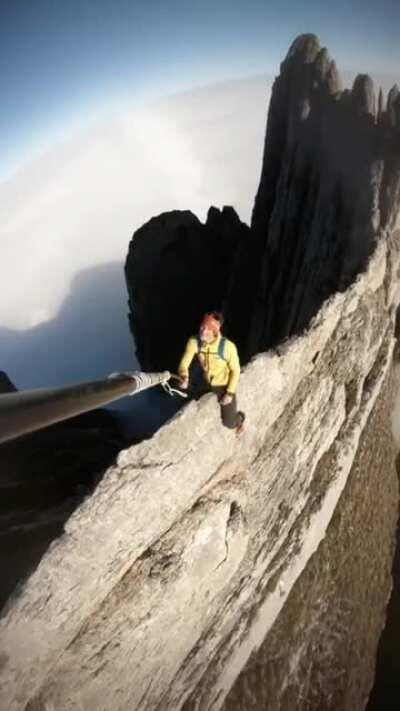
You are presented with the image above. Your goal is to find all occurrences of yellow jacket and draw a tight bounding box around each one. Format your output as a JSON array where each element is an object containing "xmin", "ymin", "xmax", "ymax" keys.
[{"xmin": 178, "ymin": 334, "xmax": 241, "ymax": 394}]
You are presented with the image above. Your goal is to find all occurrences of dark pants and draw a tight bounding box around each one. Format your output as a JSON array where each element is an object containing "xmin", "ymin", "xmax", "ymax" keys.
[{"xmin": 211, "ymin": 386, "xmax": 244, "ymax": 430}]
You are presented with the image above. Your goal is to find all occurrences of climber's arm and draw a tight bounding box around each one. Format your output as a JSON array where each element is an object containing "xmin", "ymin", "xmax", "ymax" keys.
[{"xmin": 177, "ymin": 338, "xmax": 198, "ymax": 387}]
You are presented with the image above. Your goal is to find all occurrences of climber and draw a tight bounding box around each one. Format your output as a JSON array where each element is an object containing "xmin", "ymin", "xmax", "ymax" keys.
[{"xmin": 177, "ymin": 312, "xmax": 245, "ymax": 435}]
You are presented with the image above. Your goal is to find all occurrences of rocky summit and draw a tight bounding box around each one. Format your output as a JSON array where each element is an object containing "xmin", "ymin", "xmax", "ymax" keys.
[{"xmin": 127, "ymin": 34, "xmax": 400, "ymax": 369}]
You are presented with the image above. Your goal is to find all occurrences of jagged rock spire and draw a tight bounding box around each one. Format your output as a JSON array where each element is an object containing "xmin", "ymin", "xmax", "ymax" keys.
[
  {"xmin": 377, "ymin": 87, "xmax": 384, "ymax": 124},
  {"xmin": 125, "ymin": 34, "xmax": 399, "ymax": 372},
  {"xmin": 387, "ymin": 84, "xmax": 400, "ymax": 127},
  {"xmin": 224, "ymin": 35, "xmax": 400, "ymax": 360}
]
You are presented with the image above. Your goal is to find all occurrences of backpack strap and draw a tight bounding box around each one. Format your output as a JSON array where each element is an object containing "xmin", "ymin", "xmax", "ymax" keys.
[
  {"xmin": 196, "ymin": 335, "xmax": 227, "ymax": 362},
  {"xmin": 218, "ymin": 336, "xmax": 227, "ymax": 362}
]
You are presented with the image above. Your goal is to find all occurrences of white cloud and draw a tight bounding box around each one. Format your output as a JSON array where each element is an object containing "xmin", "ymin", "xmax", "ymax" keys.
[
  {"xmin": 0, "ymin": 75, "xmax": 271, "ymax": 386},
  {"xmin": 0, "ymin": 75, "xmax": 271, "ymax": 332}
]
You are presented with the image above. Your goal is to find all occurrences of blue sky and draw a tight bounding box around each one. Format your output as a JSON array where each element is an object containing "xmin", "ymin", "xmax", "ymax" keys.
[{"xmin": 1, "ymin": 0, "xmax": 399, "ymax": 178}]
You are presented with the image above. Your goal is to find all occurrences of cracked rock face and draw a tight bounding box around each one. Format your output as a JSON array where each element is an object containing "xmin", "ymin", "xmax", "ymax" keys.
[
  {"xmin": 1, "ymin": 35, "xmax": 400, "ymax": 711},
  {"xmin": 0, "ymin": 380, "xmax": 123, "ymax": 611},
  {"xmin": 126, "ymin": 35, "xmax": 399, "ymax": 373},
  {"xmin": 1, "ymin": 235, "xmax": 399, "ymax": 711},
  {"xmin": 225, "ymin": 34, "xmax": 400, "ymax": 360},
  {"xmin": 221, "ymin": 353, "xmax": 399, "ymax": 711}
]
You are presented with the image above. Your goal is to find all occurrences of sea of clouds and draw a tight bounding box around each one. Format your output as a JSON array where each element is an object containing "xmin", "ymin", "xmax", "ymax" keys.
[{"xmin": 0, "ymin": 75, "xmax": 271, "ymax": 390}]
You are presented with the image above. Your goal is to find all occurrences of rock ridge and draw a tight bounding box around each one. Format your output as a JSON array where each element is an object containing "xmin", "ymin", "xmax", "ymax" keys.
[
  {"xmin": 1, "ymin": 33, "xmax": 400, "ymax": 711},
  {"xmin": 226, "ymin": 34, "xmax": 400, "ymax": 360},
  {"xmin": 1, "ymin": 232, "xmax": 399, "ymax": 710}
]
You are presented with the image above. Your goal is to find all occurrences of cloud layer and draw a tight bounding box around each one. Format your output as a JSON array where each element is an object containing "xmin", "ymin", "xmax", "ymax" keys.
[{"xmin": 0, "ymin": 75, "xmax": 271, "ymax": 386}]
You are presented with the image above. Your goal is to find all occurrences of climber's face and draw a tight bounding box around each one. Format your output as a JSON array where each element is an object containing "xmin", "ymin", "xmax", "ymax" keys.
[
  {"xmin": 199, "ymin": 326, "xmax": 216, "ymax": 343},
  {"xmin": 199, "ymin": 313, "xmax": 221, "ymax": 343}
]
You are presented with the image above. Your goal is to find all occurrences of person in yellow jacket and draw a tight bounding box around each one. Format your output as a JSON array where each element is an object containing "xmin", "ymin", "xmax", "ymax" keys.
[{"xmin": 177, "ymin": 312, "xmax": 245, "ymax": 434}]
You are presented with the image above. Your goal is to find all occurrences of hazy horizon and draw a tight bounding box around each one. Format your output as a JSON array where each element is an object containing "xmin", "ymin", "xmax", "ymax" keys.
[{"xmin": 1, "ymin": 1, "xmax": 398, "ymax": 177}]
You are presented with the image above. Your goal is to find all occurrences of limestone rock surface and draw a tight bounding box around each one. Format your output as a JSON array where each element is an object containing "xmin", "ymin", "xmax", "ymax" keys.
[
  {"xmin": 1, "ymin": 235, "xmax": 399, "ymax": 711},
  {"xmin": 0, "ymin": 385, "xmax": 123, "ymax": 610},
  {"xmin": 1, "ymin": 33, "xmax": 400, "ymax": 711}
]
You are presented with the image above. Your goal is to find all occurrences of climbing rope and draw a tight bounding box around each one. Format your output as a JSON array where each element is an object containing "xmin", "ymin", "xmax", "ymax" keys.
[{"xmin": 161, "ymin": 374, "xmax": 187, "ymax": 397}]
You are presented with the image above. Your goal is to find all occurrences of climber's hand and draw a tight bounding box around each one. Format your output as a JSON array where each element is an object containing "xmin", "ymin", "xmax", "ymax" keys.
[
  {"xmin": 177, "ymin": 375, "xmax": 189, "ymax": 390},
  {"xmin": 220, "ymin": 392, "xmax": 233, "ymax": 406}
]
